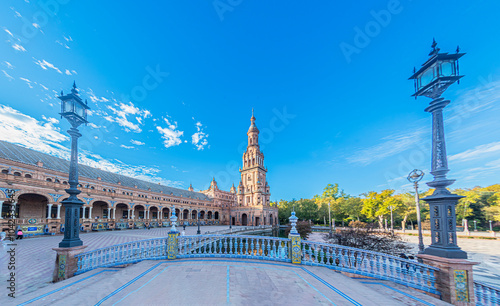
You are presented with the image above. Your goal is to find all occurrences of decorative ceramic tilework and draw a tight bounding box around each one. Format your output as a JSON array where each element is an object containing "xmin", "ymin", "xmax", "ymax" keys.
[
  {"xmin": 58, "ymin": 254, "xmax": 66, "ymax": 280},
  {"xmin": 168, "ymin": 232, "xmax": 179, "ymax": 259},
  {"xmin": 454, "ymin": 270, "xmax": 468, "ymax": 302},
  {"xmin": 289, "ymin": 234, "xmax": 301, "ymax": 264}
]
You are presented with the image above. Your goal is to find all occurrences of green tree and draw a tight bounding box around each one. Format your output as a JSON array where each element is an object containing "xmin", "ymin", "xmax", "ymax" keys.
[
  {"xmin": 314, "ymin": 183, "xmax": 347, "ymax": 225},
  {"xmin": 361, "ymin": 190, "xmax": 400, "ymax": 229}
]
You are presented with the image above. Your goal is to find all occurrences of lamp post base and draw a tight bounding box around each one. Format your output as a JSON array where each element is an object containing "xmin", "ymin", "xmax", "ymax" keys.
[{"xmin": 423, "ymin": 245, "xmax": 468, "ymax": 259}]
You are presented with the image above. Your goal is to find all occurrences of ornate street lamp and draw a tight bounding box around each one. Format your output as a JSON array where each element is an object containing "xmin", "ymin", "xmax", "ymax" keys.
[
  {"xmin": 407, "ymin": 169, "xmax": 425, "ymax": 253},
  {"xmin": 409, "ymin": 40, "xmax": 467, "ymax": 259},
  {"xmin": 57, "ymin": 82, "xmax": 90, "ymax": 248},
  {"xmin": 197, "ymin": 211, "xmax": 201, "ymax": 235}
]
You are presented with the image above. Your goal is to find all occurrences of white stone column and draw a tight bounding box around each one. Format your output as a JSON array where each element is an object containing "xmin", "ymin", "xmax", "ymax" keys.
[
  {"xmin": 56, "ymin": 204, "xmax": 61, "ymax": 219},
  {"xmin": 107, "ymin": 208, "xmax": 111, "ymax": 219},
  {"xmin": 47, "ymin": 203, "xmax": 53, "ymax": 219},
  {"xmin": 128, "ymin": 209, "xmax": 131, "ymax": 219},
  {"xmin": 113, "ymin": 208, "xmax": 116, "ymax": 220},
  {"xmin": 82, "ymin": 206, "xmax": 87, "ymax": 219},
  {"xmin": 0, "ymin": 201, "xmax": 3, "ymax": 219},
  {"xmin": 147, "ymin": 209, "xmax": 150, "ymax": 220},
  {"xmin": 89, "ymin": 207, "xmax": 93, "ymax": 219}
]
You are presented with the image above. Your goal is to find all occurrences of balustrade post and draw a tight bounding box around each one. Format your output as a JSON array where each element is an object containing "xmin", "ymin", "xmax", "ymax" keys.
[
  {"xmin": 167, "ymin": 206, "xmax": 179, "ymax": 259},
  {"xmin": 418, "ymin": 254, "xmax": 479, "ymax": 305},
  {"xmin": 52, "ymin": 245, "xmax": 87, "ymax": 282},
  {"xmin": 288, "ymin": 211, "xmax": 301, "ymax": 264}
]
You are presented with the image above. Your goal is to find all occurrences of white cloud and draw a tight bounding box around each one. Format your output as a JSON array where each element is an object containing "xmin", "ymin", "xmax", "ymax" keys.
[
  {"xmin": 19, "ymin": 77, "xmax": 33, "ymax": 88},
  {"xmin": 4, "ymin": 28, "xmax": 13, "ymax": 37},
  {"xmin": 12, "ymin": 44, "xmax": 26, "ymax": 52},
  {"xmin": 449, "ymin": 141, "xmax": 500, "ymax": 163},
  {"xmin": 120, "ymin": 144, "xmax": 134, "ymax": 149},
  {"xmin": 157, "ymin": 118, "xmax": 183, "ymax": 148},
  {"xmin": 34, "ymin": 59, "xmax": 62, "ymax": 74},
  {"xmin": 4, "ymin": 61, "xmax": 14, "ymax": 69},
  {"xmin": 0, "ymin": 104, "xmax": 183, "ymax": 188},
  {"xmin": 2, "ymin": 70, "xmax": 14, "ymax": 81},
  {"xmin": 65, "ymin": 69, "xmax": 72, "ymax": 75},
  {"xmin": 32, "ymin": 23, "xmax": 40, "ymax": 29},
  {"xmin": 63, "ymin": 35, "xmax": 73, "ymax": 42},
  {"xmin": 39, "ymin": 83, "xmax": 49, "ymax": 91},
  {"xmin": 88, "ymin": 123, "xmax": 101, "ymax": 129},
  {"xmin": 105, "ymin": 102, "xmax": 151, "ymax": 133},
  {"xmin": 131, "ymin": 139, "xmax": 145, "ymax": 146},
  {"xmin": 191, "ymin": 121, "xmax": 209, "ymax": 150}
]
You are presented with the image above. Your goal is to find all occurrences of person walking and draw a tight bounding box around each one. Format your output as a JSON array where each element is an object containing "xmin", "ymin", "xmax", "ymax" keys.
[{"xmin": 16, "ymin": 229, "xmax": 23, "ymax": 240}]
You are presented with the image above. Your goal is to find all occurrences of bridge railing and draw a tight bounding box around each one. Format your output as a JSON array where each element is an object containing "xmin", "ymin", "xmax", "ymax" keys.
[
  {"xmin": 178, "ymin": 235, "xmax": 290, "ymax": 262},
  {"xmin": 301, "ymin": 240, "xmax": 439, "ymax": 295},
  {"xmin": 75, "ymin": 237, "xmax": 168, "ymax": 274},
  {"xmin": 74, "ymin": 234, "xmax": 439, "ymax": 296},
  {"xmin": 475, "ymin": 281, "xmax": 500, "ymax": 306}
]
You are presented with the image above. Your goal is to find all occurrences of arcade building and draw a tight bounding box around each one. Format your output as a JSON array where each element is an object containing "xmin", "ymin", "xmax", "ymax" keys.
[{"xmin": 0, "ymin": 112, "xmax": 278, "ymax": 236}]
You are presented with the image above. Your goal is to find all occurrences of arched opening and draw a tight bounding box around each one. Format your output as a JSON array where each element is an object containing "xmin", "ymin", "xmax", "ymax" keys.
[
  {"xmin": 183, "ymin": 209, "xmax": 189, "ymax": 220},
  {"xmin": 162, "ymin": 207, "xmax": 170, "ymax": 219},
  {"xmin": 214, "ymin": 211, "xmax": 219, "ymax": 220},
  {"xmin": 1, "ymin": 169, "xmax": 8, "ymax": 174},
  {"xmin": 151, "ymin": 207, "xmax": 159, "ymax": 219},
  {"xmin": 134, "ymin": 205, "xmax": 145, "ymax": 219},
  {"xmin": 46, "ymin": 178, "xmax": 52, "ymax": 182},
  {"xmin": 13, "ymin": 172, "xmax": 21, "ymax": 176},
  {"xmin": 116, "ymin": 203, "xmax": 129, "ymax": 219},
  {"xmin": 242, "ymin": 213, "xmax": 248, "ymax": 226},
  {"xmin": 270, "ymin": 214, "xmax": 273, "ymax": 225},
  {"xmin": 92, "ymin": 201, "xmax": 109, "ymax": 219},
  {"xmin": 207, "ymin": 211, "xmax": 212, "ymax": 220},
  {"xmin": 191, "ymin": 210, "xmax": 197, "ymax": 219},
  {"xmin": 200, "ymin": 211, "xmax": 205, "ymax": 219},
  {"xmin": 175, "ymin": 208, "xmax": 180, "ymax": 218},
  {"xmin": 25, "ymin": 174, "xmax": 32, "ymax": 178},
  {"xmin": 16, "ymin": 193, "xmax": 49, "ymax": 221}
]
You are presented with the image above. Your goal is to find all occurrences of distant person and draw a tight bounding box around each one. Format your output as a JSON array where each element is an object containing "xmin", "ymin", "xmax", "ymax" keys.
[
  {"xmin": 147, "ymin": 223, "xmax": 151, "ymax": 230},
  {"xmin": 183, "ymin": 224, "xmax": 186, "ymax": 231},
  {"xmin": 16, "ymin": 229, "xmax": 23, "ymax": 240}
]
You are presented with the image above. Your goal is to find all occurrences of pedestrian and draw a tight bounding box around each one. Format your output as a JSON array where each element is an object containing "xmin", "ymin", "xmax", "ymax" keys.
[
  {"xmin": 183, "ymin": 224, "xmax": 186, "ymax": 231},
  {"xmin": 16, "ymin": 229, "xmax": 23, "ymax": 240},
  {"xmin": 147, "ymin": 223, "xmax": 151, "ymax": 230}
]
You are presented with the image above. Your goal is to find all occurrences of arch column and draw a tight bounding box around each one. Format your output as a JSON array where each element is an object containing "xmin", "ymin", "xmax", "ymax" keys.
[
  {"xmin": 88, "ymin": 207, "xmax": 92, "ymax": 219},
  {"xmin": 113, "ymin": 208, "xmax": 116, "ymax": 220},
  {"xmin": 128, "ymin": 209, "xmax": 131, "ymax": 219},
  {"xmin": 107, "ymin": 208, "xmax": 111, "ymax": 219},
  {"xmin": 56, "ymin": 204, "xmax": 61, "ymax": 219},
  {"xmin": 81, "ymin": 206, "xmax": 86, "ymax": 219},
  {"xmin": 47, "ymin": 203, "xmax": 53, "ymax": 219},
  {"xmin": 146, "ymin": 209, "xmax": 150, "ymax": 220}
]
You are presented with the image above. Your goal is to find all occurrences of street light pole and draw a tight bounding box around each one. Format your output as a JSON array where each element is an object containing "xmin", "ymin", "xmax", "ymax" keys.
[
  {"xmin": 408, "ymin": 169, "xmax": 425, "ymax": 253},
  {"xmin": 389, "ymin": 205, "xmax": 394, "ymax": 232},
  {"xmin": 409, "ymin": 41, "xmax": 467, "ymax": 259},
  {"xmin": 58, "ymin": 82, "xmax": 90, "ymax": 248},
  {"xmin": 197, "ymin": 212, "xmax": 201, "ymax": 235},
  {"xmin": 328, "ymin": 202, "xmax": 332, "ymax": 238}
]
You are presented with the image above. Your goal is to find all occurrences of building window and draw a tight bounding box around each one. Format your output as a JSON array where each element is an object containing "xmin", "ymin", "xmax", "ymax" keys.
[
  {"xmin": 25, "ymin": 174, "xmax": 32, "ymax": 178},
  {"xmin": 14, "ymin": 172, "xmax": 21, "ymax": 176}
]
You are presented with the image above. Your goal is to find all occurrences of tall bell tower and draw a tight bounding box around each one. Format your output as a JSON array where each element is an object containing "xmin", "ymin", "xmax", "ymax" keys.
[{"xmin": 238, "ymin": 110, "xmax": 270, "ymax": 207}]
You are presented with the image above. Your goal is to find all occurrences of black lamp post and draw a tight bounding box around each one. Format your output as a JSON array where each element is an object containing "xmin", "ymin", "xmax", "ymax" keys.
[
  {"xmin": 408, "ymin": 169, "xmax": 425, "ymax": 253},
  {"xmin": 409, "ymin": 40, "xmax": 467, "ymax": 259},
  {"xmin": 57, "ymin": 82, "xmax": 90, "ymax": 248},
  {"xmin": 197, "ymin": 212, "xmax": 201, "ymax": 235}
]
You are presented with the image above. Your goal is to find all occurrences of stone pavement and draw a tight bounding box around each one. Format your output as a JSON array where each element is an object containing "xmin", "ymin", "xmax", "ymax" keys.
[
  {"xmin": 12, "ymin": 259, "xmax": 450, "ymax": 306},
  {"xmin": 0, "ymin": 225, "xmax": 240, "ymax": 300}
]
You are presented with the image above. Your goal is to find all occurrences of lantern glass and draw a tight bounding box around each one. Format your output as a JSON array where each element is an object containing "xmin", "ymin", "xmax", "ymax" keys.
[
  {"xmin": 419, "ymin": 66, "xmax": 435, "ymax": 89},
  {"xmin": 75, "ymin": 103, "xmax": 85, "ymax": 118},
  {"xmin": 440, "ymin": 61, "xmax": 454, "ymax": 77},
  {"xmin": 63, "ymin": 100, "xmax": 73, "ymax": 113}
]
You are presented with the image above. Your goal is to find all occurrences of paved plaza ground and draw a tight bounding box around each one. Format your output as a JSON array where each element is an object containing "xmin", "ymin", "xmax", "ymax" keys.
[
  {"xmin": 13, "ymin": 259, "xmax": 449, "ymax": 306},
  {"xmin": 1, "ymin": 227, "xmax": 498, "ymax": 305}
]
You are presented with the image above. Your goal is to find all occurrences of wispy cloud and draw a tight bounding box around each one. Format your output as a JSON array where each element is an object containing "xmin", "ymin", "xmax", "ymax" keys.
[
  {"xmin": 105, "ymin": 102, "xmax": 151, "ymax": 133},
  {"xmin": 12, "ymin": 44, "xmax": 26, "ymax": 52},
  {"xmin": 0, "ymin": 104, "xmax": 183, "ymax": 188},
  {"xmin": 347, "ymin": 129, "xmax": 426, "ymax": 165},
  {"xmin": 120, "ymin": 144, "xmax": 134, "ymax": 149},
  {"xmin": 157, "ymin": 117, "xmax": 183, "ymax": 148},
  {"xmin": 191, "ymin": 121, "xmax": 209, "ymax": 150},
  {"xmin": 3, "ymin": 61, "xmax": 14, "ymax": 69},
  {"xmin": 449, "ymin": 141, "xmax": 500, "ymax": 163},
  {"xmin": 34, "ymin": 58, "xmax": 62, "ymax": 74},
  {"xmin": 131, "ymin": 139, "xmax": 145, "ymax": 146},
  {"xmin": 55, "ymin": 40, "xmax": 70, "ymax": 49},
  {"xmin": 19, "ymin": 77, "xmax": 33, "ymax": 88},
  {"xmin": 2, "ymin": 70, "xmax": 14, "ymax": 81}
]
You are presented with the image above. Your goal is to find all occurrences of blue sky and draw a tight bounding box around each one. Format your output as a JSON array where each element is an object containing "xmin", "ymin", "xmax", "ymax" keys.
[{"xmin": 1, "ymin": 0, "xmax": 500, "ymax": 200}]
